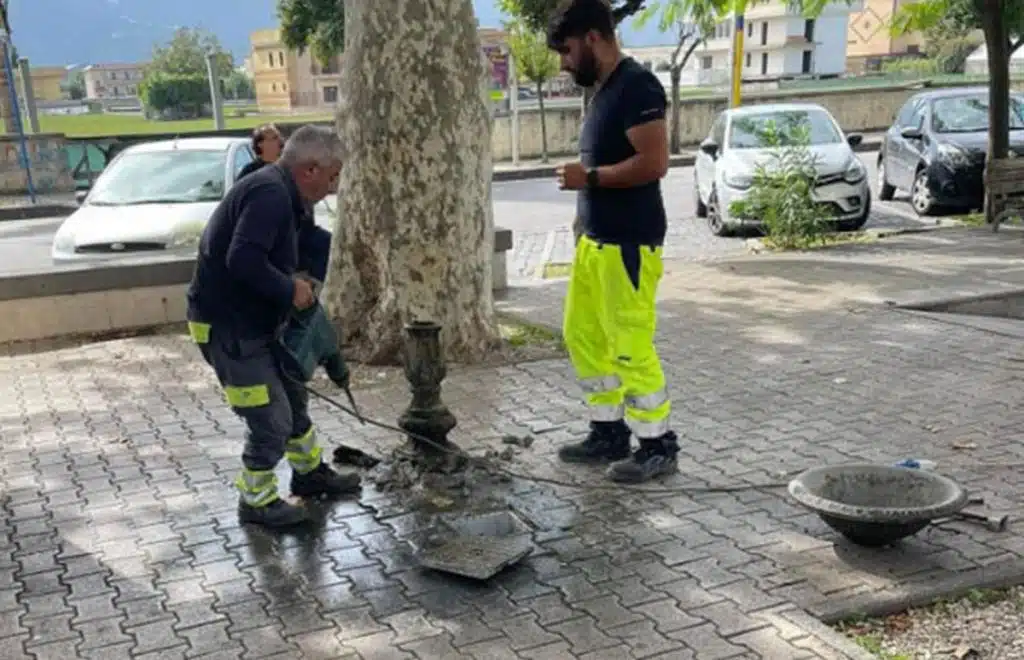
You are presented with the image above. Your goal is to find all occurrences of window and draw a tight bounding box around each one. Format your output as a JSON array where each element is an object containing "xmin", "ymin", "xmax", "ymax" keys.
[
  {"xmin": 282, "ymin": 82, "xmax": 288, "ymax": 91},
  {"xmin": 907, "ymin": 44, "xmax": 920, "ymax": 54},
  {"xmin": 711, "ymin": 115, "xmax": 727, "ymax": 146},
  {"xmin": 700, "ymin": 56, "xmax": 713, "ymax": 70},
  {"xmin": 278, "ymin": 51, "xmax": 285, "ymax": 66},
  {"xmin": 931, "ymin": 94, "xmax": 1024, "ymax": 133},
  {"xmin": 745, "ymin": 53, "xmax": 751, "ymax": 68},
  {"xmin": 761, "ymin": 52, "xmax": 768, "ymax": 75},
  {"xmin": 804, "ymin": 19, "xmax": 815, "ymax": 42},
  {"xmin": 747, "ymin": 20, "xmax": 753, "ymax": 37},
  {"xmin": 232, "ymin": 146, "xmax": 254, "ymax": 180},
  {"xmin": 761, "ymin": 22, "xmax": 768, "ymax": 46},
  {"xmin": 323, "ymin": 86, "xmax": 338, "ymax": 103},
  {"xmin": 801, "ymin": 50, "xmax": 812, "ymax": 74},
  {"xmin": 113, "ymin": 86, "xmax": 120, "ymax": 96},
  {"xmin": 88, "ymin": 150, "xmax": 228, "ymax": 205},
  {"xmin": 895, "ymin": 98, "xmax": 920, "ymax": 126},
  {"xmin": 728, "ymin": 109, "xmax": 842, "ymax": 148},
  {"xmin": 272, "ymin": 82, "xmax": 277, "ymax": 92}
]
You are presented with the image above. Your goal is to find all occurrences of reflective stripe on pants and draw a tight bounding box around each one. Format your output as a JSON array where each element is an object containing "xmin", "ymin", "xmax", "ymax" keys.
[
  {"xmin": 285, "ymin": 425, "xmax": 322, "ymax": 475},
  {"xmin": 563, "ymin": 236, "xmax": 672, "ymax": 438},
  {"xmin": 235, "ymin": 468, "xmax": 279, "ymax": 508}
]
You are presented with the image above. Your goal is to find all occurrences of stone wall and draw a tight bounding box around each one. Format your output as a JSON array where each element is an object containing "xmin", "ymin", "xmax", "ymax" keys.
[
  {"xmin": 0, "ymin": 133, "xmax": 75, "ymax": 194},
  {"xmin": 491, "ymin": 80, "xmax": 1024, "ymax": 161}
]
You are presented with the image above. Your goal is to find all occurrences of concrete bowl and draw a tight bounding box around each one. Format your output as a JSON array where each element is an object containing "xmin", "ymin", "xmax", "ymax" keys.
[{"xmin": 788, "ymin": 464, "xmax": 968, "ymax": 547}]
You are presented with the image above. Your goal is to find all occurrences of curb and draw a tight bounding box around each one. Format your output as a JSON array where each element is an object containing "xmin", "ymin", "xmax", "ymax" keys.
[
  {"xmin": 0, "ymin": 203, "xmax": 77, "ymax": 222},
  {"xmin": 491, "ymin": 138, "xmax": 883, "ymax": 182}
]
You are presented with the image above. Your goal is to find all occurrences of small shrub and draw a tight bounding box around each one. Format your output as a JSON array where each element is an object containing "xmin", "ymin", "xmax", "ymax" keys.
[
  {"xmin": 728, "ymin": 119, "xmax": 834, "ymax": 250},
  {"xmin": 881, "ymin": 57, "xmax": 941, "ymax": 77}
]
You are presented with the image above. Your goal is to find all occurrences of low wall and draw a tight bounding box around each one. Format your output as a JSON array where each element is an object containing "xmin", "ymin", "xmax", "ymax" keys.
[
  {"xmin": 0, "ymin": 133, "xmax": 75, "ymax": 194},
  {"xmin": 491, "ymin": 80, "xmax": 1024, "ymax": 161},
  {"xmin": 0, "ymin": 228, "xmax": 514, "ymax": 344}
]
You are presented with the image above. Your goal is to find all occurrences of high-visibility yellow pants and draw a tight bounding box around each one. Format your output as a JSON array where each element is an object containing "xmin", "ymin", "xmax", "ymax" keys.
[{"xmin": 563, "ymin": 236, "xmax": 671, "ymax": 439}]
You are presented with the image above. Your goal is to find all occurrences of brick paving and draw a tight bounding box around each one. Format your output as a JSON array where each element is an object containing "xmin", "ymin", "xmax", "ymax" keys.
[{"xmin": 3, "ymin": 227, "xmax": 1024, "ymax": 659}]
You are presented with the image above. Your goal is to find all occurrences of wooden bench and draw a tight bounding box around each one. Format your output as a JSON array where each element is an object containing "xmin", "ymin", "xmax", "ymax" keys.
[{"xmin": 986, "ymin": 157, "xmax": 1024, "ymax": 231}]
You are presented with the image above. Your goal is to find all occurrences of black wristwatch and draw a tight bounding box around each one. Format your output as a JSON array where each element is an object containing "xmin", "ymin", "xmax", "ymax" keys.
[{"xmin": 585, "ymin": 168, "xmax": 600, "ymax": 189}]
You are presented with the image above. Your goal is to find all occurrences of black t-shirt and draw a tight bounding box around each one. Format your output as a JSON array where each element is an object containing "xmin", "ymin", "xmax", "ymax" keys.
[{"xmin": 577, "ymin": 57, "xmax": 668, "ymax": 246}]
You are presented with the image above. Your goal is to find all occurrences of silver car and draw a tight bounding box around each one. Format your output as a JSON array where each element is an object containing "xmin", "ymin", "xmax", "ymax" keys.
[
  {"xmin": 51, "ymin": 136, "xmax": 334, "ymax": 263},
  {"xmin": 693, "ymin": 102, "xmax": 871, "ymax": 236}
]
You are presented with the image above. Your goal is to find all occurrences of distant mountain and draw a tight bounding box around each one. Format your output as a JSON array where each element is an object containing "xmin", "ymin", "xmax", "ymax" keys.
[{"xmin": 7, "ymin": 0, "xmax": 669, "ymax": 68}]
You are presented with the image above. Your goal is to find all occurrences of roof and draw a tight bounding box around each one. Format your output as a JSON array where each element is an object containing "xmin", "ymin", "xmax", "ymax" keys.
[
  {"xmin": 82, "ymin": 62, "xmax": 147, "ymax": 71},
  {"xmin": 121, "ymin": 137, "xmax": 247, "ymax": 154},
  {"xmin": 726, "ymin": 102, "xmax": 830, "ymax": 117}
]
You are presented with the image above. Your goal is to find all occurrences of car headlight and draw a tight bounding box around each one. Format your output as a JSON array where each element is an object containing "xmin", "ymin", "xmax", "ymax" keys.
[
  {"xmin": 937, "ymin": 143, "xmax": 969, "ymax": 165},
  {"xmin": 724, "ymin": 172, "xmax": 753, "ymax": 190},
  {"xmin": 843, "ymin": 159, "xmax": 866, "ymax": 184},
  {"xmin": 52, "ymin": 229, "xmax": 75, "ymax": 254}
]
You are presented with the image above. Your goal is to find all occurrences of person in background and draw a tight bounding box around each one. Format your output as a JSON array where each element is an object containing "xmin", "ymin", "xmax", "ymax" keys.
[
  {"xmin": 547, "ymin": 0, "xmax": 679, "ymax": 484},
  {"xmin": 238, "ymin": 124, "xmax": 284, "ymax": 180}
]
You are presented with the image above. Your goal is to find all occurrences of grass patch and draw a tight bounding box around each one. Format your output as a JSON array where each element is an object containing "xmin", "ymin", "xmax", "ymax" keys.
[
  {"xmin": 956, "ymin": 212, "xmax": 988, "ymax": 227},
  {"xmin": 760, "ymin": 231, "xmax": 877, "ymax": 252},
  {"xmin": 540, "ymin": 262, "xmax": 572, "ymax": 279},
  {"xmin": 37, "ymin": 112, "xmax": 335, "ymax": 137},
  {"xmin": 498, "ymin": 314, "xmax": 561, "ymax": 348}
]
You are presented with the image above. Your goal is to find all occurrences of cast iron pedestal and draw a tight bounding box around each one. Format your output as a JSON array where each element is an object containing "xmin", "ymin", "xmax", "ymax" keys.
[{"xmin": 397, "ymin": 321, "xmax": 466, "ymax": 471}]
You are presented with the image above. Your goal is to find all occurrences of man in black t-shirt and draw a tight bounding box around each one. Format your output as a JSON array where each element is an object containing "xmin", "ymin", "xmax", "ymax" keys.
[{"xmin": 547, "ymin": 0, "xmax": 679, "ymax": 483}]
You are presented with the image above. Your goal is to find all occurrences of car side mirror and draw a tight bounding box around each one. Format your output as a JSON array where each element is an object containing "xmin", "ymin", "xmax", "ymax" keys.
[
  {"xmin": 900, "ymin": 126, "xmax": 923, "ymax": 140},
  {"xmin": 75, "ymin": 189, "xmax": 88, "ymax": 205},
  {"xmin": 846, "ymin": 133, "xmax": 863, "ymax": 148},
  {"xmin": 700, "ymin": 138, "xmax": 719, "ymax": 159}
]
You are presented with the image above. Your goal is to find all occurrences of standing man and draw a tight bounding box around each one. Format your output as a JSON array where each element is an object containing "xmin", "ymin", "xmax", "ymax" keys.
[
  {"xmin": 547, "ymin": 0, "xmax": 679, "ymax": 483},
  {"xmin": 186, "ymin": 125, "xmax": 360, "ymax": 528}
]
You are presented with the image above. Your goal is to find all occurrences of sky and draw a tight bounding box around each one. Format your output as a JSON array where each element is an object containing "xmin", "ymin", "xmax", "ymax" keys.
[{"xmin": 7, "ymin": 0, "xmax": 671, "ymax": 68}]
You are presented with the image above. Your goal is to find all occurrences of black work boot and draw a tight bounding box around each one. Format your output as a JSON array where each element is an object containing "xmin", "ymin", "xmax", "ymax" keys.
[
  {"xmin": 558, "ymin": 421, "xmax": 632, "ymax": 464},
  {"xmin": 238, "ymin": 498, "xmax": 310, "ymax": 528},
  {"xmin": 607, "ymin": 431, "xmax": 680, "ymax": 483},
  {"xmin": 291, "ymin": 462, "xmax": 361, "ymax": 499}
]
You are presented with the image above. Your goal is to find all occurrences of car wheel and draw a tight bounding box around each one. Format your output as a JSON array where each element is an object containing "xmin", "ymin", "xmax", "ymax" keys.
[
  {"xmin": 877, "ymin": 158, "xmax": 895, "ymax": 201},
  {"xmin": 911, "ymin": 168, "xmax": 937, "ymax": 216},
  {"xmin": 706, "ymin": 188, "xmax": 733, "ymax": 237},
  {"xmin": 695, "ymin": 175, "xmax": 708, "ymax": 218}
]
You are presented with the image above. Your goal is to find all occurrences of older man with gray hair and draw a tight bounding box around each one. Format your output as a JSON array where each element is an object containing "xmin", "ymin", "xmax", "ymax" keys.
[{"xmin": 186, "ymin": 124, "xmax": 359, "ymax": 528}]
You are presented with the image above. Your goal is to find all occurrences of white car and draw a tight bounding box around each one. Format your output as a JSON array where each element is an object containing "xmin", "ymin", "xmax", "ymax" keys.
[
  {"xmin": 693, "ymin": 103, "xmax": 870, "ymax": 236},
  {"xmin": 51, "ymin": 136, "xmax": 335, "ymax": 263}
]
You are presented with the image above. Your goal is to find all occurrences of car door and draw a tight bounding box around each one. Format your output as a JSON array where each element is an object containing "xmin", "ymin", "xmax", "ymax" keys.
[
  {"xmin": 891, "ymin": 100, "xmax": 926, "ymax": 190},
  {"xmin": 229, "ymin": 144, "xmax": 256, "ymax": 186},
  {"xmin": 695, "ymin": 114, "xmax": 725, "ymax": 203}
]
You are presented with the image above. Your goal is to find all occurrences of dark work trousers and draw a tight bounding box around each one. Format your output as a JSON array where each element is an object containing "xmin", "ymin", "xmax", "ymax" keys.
[{"xmin": 194, "ymin": 325, "xmax": 314, "ymax": 471}]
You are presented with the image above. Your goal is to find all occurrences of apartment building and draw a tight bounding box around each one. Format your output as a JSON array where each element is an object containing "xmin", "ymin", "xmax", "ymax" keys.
[
  {"xmin": 26, "ymin": 66, "xmax": 67, "ymax": 102},
  {"xmin": 82, "ymin": 62, "xmax": 146, "ymax": 100},
  {"xmin": 690, "ymin": 0, "xmax": 862, "ymax": 85},
  {"xmin": 250, "ymin": 28, "xmax": 341, "ymax": 112},
  {"xmin": 846, "ymin": 0, "xmax": 925, "ymax": 73}
]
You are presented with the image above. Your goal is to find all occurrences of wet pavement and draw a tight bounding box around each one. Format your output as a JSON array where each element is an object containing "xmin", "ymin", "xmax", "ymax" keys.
[{"xmin": 4, "ymin": 227, "xmax": 1024, "ymax": 659}]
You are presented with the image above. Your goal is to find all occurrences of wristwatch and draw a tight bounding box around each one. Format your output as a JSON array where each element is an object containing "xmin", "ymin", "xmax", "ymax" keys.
[{"xmin": 585, "ymin": 167, "xmax": 600, "ymax": 189}]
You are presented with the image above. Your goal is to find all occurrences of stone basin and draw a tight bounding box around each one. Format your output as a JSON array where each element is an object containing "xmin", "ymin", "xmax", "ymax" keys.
[{"xmin": 788, "ymin": 464, "xmax": 968, "ymax": 547}]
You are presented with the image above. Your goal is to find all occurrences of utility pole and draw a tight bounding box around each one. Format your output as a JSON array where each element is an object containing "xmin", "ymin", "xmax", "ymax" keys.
[
  {"xmin": 509, "ymin": 48, "xmax": 519, "ymax": 167},
  {"xmin": 17, "ymin": 57, "xmax": 39, "ymax": 133},
  {"xmin": 205, "ymin": 52, "xmax": 225, "ymax": 130},
  {"xmin": 729, "ymin": 5, "xmax": 746, "ymax": 108}
]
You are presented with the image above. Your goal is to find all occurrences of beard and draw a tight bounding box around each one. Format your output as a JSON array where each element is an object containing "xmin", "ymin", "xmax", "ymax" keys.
[{"xmin": 570, "ymin": 47, "xmax": 600, "ymax": 88}]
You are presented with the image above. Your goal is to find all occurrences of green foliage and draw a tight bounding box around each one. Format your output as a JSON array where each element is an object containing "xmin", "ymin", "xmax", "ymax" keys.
[
  {"xmin": 632, "ymin": 0, "xmax": 725, "ymax": 42},
  {"xmin": 880, "ymin": 57, "xmax": 941, "ymax": 76},
  {"xmin": 728, "ymin": 119, "xmax": 833, "ymax": 249},
  {"xmin": 277, "ymin": 0, "xmax": 345, "ymax": 65},
  {"xmin": 64, "ymin": 71, "xmax": 86, "ymax": 101},
  {"xmin": 499, "ymin": 0, "xmax": 649, "ymax": 33},
  {"xmin": 139, "ymin": 71, "xmax": 210, "ymax": 118},
  {"xmin": 223, "ymin": 70, "xmax": 255, "ymax": 100},
  {"xmin": 506, "ymin": 21, "xmax": 560, "ymax": 84},
  {"xmin": 892, "ymin": 0, "xmax": 1024, "ymax": 53},
  {"xmin": 148, "ymin": 27, "xmax": 233, "ymax": 79}
]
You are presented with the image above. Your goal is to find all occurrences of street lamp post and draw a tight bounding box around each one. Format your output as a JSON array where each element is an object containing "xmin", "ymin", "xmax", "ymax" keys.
[{"xmin": 729, "ymin": 0, "xmax": 747, "ymax": 108}]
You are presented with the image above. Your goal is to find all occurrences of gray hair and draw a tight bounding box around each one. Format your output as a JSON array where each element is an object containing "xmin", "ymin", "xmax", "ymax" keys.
[{"xmin": 279, "ymin": 124, "xmax": 344, "ymax": 167}]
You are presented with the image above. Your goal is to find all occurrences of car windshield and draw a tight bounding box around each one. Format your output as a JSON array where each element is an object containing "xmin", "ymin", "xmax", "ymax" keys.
[
  {"xmin": 87, "ymin": 149, "xmax": 228, "ymax": 205},
  {"xmin": 931, "ymin": 95, "xmax": 1024, "ymax": 133},
  {"xmin": 728, "ymin": 109, "xmax": 842, "ymax": 148}
]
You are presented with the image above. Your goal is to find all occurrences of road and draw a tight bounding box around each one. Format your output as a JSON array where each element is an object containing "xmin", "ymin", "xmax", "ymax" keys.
[{"xmin": 0, "ymin": 151, "xmax": 933, "ymax": 279}]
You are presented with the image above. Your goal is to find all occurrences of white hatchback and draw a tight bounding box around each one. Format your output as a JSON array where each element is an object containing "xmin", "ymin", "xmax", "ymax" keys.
[{"xmin": 693, "ymin": 102, "xmax": 871, "ymax": 236}]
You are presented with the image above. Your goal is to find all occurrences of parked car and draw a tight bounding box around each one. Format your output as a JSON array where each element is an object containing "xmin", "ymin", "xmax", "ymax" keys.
[
  {"xmin": 51, "ymin": 136, "xmax": 334, "ymax": 263},
  {"xmin": 694, "ymin": 102, "xmax": 870, "ymax": 236},
  {"xmin": 877, "ymin": 87, "xmax": 1024, "ymax": 216}
]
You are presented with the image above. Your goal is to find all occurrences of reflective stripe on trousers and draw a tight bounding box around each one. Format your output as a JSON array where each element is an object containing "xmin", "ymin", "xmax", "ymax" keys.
[
  {"xmin": 235, "ymin": 468, "xmax": 279, "ymax": 507},
  {"xmin": 285, "ymin": 425, "xmax": 322, "ymax": 475},
  {"xmin": 563, "ymin": 236, "xmax": 672, "ymax": 438}
]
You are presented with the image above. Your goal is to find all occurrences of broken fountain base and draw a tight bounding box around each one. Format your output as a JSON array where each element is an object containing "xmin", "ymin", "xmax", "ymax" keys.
[{"xmin": 365, "ymin": 320, "xmax": 533, "ymax": 580}]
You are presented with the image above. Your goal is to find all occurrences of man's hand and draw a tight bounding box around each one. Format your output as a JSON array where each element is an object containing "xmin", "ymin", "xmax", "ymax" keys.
[
  {"xmin": 292, "ymin": 277, "xmax": 315, "ymax": 310},
  {"xmin": 556, "ymin": 162, "xmax": 588, "ymax": 190},
  {"xmin": 325, "ymin": 357, "xmax": 350, "ymax": 390}
]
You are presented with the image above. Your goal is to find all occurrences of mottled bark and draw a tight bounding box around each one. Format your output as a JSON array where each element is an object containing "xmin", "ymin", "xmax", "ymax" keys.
[
  {"xmin": 0, "ymin": 68, "xmax": 16, "ymax": 134},
  {"xmin": 537, "ymin": 80, "xmax": 549, "ymax": 163},
  {"xmin": 980, "ymin": 0, "xmax": 1009, "ymax": 224},
  {"xmin": 323, "ymin": 0, "xmax": 500, "ymax": 365}
]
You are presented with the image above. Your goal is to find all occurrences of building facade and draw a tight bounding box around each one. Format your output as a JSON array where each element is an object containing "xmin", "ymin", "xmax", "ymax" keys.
[
  {"xmin": 250, "ymin": 28, "xmax": 341, "ymax": 112},
  {"xmin": 82, "ymin": 62, "xmax": 146, "ymax": 100},
  {"xmin": 845, "ymin": 0, "xmax": 925, "ymax": 73},
  {"xmin": 26, "ymin": 66, "xmax": 67, "ymax": 102},
  {"xmin": 689, "ymin": 0, "xmax": 862, "ymax": 84}
]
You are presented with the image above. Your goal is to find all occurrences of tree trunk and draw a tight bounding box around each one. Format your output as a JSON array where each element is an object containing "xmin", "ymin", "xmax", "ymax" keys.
[
  {"xmin": 537, "ymin": 80, "xmax": 548, "ymax": 163},
  {"xmin": 323, "ymin": 0, "xmax": 500, "ymax": 365},
  {"xmin": 981, "ymin": 3, "xmax": 1009, "ymax": 225},
  {"xmin": 669, "ymin": 67, "xmax": 682, "ymax": 155}
]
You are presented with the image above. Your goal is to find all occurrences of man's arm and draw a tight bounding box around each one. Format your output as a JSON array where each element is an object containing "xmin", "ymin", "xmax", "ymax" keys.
[
  {"xmin": 595, "ymin": 74, "xmax": 670, "ymax": 188},
  {"xmin": 225, "ymin": 184, "xmax": 295, "ymax": 308}
]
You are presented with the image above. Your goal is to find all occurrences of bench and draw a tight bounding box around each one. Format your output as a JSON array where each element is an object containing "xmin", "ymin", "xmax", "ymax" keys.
[{"xmin": 986, "ymin": 157, "xmax": 1024, "ymax": 231}]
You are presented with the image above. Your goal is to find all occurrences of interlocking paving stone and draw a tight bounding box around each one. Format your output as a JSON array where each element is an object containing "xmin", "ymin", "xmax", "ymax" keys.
[{"xmin": 6, "ymin": 230, "xmax": 1024, "ymax": 658}]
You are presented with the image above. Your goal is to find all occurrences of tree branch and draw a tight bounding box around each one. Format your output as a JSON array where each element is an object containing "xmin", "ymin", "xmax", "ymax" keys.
[
  {"xmin": 1011, "ymin": 37, "xmax": 1024, "ymax": 55},
  {"xmin": 670, "ymin": 27, "xmax": 689, "ymax": 67},
  {"xmin": 677, "ymin": 33, "xmax": 703, "ymax": 72}
]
